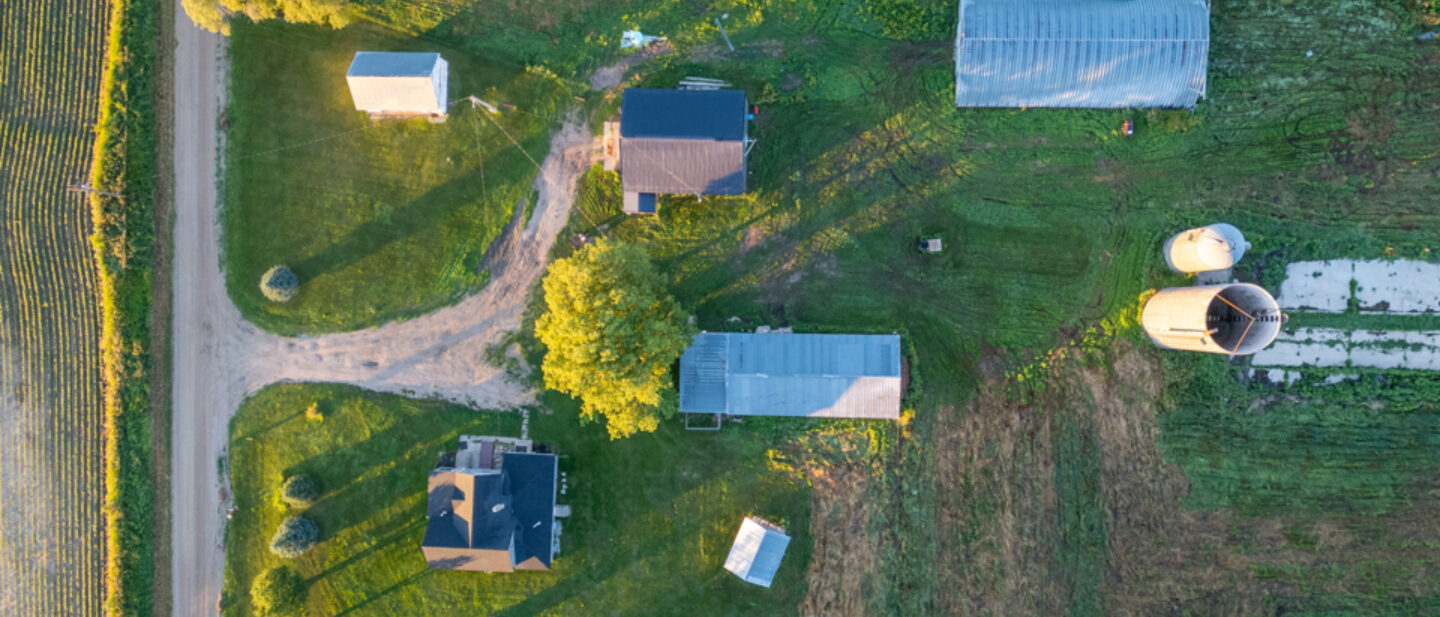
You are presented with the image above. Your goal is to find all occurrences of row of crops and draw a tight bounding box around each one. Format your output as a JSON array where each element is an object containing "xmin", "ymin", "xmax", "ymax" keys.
[{"xmin": 0, "ymin": 0, "xmax": 111, "ymax": 614}]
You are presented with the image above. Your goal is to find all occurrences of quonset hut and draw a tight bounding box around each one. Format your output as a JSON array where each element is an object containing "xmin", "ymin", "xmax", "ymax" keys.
[{"xmin": 954, "ymin": 0, "xmax": 1210, "ymax": 108}]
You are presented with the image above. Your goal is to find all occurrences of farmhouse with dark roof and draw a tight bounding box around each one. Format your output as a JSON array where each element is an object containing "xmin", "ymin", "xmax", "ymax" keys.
[
  {"xmin": 422, "ymin": 436, "xmax": 561, "ymax": 572},
  {"xmin": 618, "ymin": 88, "xmax": 751, "ymax": 213}
]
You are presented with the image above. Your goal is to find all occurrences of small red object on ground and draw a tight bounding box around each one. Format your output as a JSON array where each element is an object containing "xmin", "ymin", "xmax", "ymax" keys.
[{"xmin": 1122, "ymin": 119, "xmax": 1135, "ymax": 136}]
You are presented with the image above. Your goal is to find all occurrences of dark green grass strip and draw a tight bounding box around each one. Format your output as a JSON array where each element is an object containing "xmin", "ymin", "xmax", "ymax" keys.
[{"xmin": 90, "ymin": 0, "xmax": 159, "ymax": 611}]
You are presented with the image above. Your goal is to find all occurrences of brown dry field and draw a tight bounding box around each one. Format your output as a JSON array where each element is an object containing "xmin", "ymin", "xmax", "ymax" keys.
[{"xmin": 798, "ymin": 342, "xmax": 1440, "ymax": 616}]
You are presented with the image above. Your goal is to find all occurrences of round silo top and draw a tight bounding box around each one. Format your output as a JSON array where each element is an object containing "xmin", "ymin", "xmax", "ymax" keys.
[
  {"xmin": 1209, "ymin": 223, "xmax": 1249, "ymax": 263},
  {"xmin": 1163, "ymin": 224, "xmax": 1249, "ymax": 273}
]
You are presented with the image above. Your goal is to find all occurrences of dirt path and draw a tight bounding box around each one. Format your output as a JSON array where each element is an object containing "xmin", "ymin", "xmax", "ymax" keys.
[{"xmin": 169, "ymin": 6, "xmax": 599, "ymax": 611}]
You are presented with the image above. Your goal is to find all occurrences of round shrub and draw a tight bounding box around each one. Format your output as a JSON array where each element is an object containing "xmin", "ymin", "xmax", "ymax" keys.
[
  {"xmin": 250, "ymin": 565, "xmax": 306, "ymax": 614},
  {"xmin": 268, "ymin": 516, "xmax": 319, "ymax": 558},
  {"xmin": 281, "ymin": 475, "xmax": 320, "ymax": 509},
  {"xmin": 260, "ymin": 266, "xmax": 299, "ymax": 303}
]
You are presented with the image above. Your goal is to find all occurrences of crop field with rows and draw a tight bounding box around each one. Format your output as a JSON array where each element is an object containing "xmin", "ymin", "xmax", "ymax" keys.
[{"xmin": 0, "ymin": 0, "xmax": 110, "ymax": 614}]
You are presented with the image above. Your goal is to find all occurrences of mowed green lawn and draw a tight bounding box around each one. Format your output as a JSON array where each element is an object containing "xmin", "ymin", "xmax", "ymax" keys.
[
  {"xmin": 222, "ymin": 385, "xmax": 810, "ymax": 616},
  {"xmin": 224, "ymin": 21, "xmax": 573, "ymax": 334}
]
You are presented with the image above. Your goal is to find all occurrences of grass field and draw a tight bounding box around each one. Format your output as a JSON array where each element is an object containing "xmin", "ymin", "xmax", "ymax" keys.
[
  {"xmin": 222, "ymin": 384, "xmax": 811, "ymax": 616},
  {"xmin": 224, "ymin": 21, "xmax": 576, "ymax": 334},
  {"xmin": 220, "ymin": 0, "xmax": 1440, "ymax": 614},
  {"xmin": 0, "ymin": 0, "xmax": 110, "ymax": 615}
]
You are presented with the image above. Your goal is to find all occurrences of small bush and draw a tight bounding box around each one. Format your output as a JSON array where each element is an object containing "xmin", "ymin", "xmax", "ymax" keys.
[
  {"xmin": 280, "ymin": 475, "xmax": 320, "ymax": 509},
  {"xmin": 303, "ymin": 402, "xmax": 322, "ymax": 422},
  {"xmin": 250, "ymin": 565, "xmax": 306, "ymax": 615},
  {"xmin": 260, "ymin": 265, "xmax": 299, "ymax": 302},
  {"xmin": 1145, "ymin": 109, "xmax": 1203, "ymax": 133},
  {"xmin": 268, "ymin": 516, "xmax": 319, "ymax": 558}
]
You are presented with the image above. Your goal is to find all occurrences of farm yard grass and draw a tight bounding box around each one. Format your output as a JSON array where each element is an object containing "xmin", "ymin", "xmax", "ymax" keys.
[
  {"xmin": 0, "ymin": 0, "xmax": 110, "ymax": 614},
  {"xmin": 224, "ymin": 21, "xmax": 576, "ymax": 334},
  {"xmin": 221, "ymin": 384, "xmax": 810, "ymax": 616},
  {"xmin": 216, "ymin": 0, "xmax": 1440, "ymax": 615}
]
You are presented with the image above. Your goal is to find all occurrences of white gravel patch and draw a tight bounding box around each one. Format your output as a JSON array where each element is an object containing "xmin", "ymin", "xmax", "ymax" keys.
[
  {"xmin": 1277, "ymin": 260, "xmax": 1354, "ymax": 312},
  {"xmin": 1351, "ymin": 260, "xmax": 1440, "ymax": 313},
  {"xmin": 1252, "ymin": 327, "xmax": 1440, "ymax": 370},
  {"xmin": 1277, "ymin": 259, "xmax": 1440, "ymax": 313}
]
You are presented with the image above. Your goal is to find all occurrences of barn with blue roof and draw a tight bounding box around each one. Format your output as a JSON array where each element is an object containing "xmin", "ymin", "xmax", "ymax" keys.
[
  {"xmin": 618, "ymin": 88, "xmax": 751, "ymax": 213},
  {"xmin": 678, "ymin": 332, "xmax": 903, "ymax": 420}
]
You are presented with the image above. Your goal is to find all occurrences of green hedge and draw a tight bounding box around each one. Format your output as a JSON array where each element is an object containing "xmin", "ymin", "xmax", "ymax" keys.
[{"xmin": 88, "ymin": 0, "xmax": 159, "ymax": 612}]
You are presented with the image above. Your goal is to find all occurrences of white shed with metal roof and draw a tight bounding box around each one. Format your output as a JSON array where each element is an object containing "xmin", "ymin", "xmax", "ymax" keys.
[
  {"xmin": 346, "ymin": 51, "xmax": 449, "ymax": 118},
  {"xmin": 954, "ymin": 0, "xmax": 1210, "ymax": 109},
  {"xmin": 724, "ymin": 517, "xmax": 790, "ymax": 587},
  {"xmin": 678, "ymin": 332, "xmax": 902, "ymax": 419}
]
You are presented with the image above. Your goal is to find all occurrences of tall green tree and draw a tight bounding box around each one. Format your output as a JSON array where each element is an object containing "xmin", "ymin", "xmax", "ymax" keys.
[
  {"xmin": 536, "ymin": 240, "xmax": 693, "ymax": 439},
  {"xmin": 182, "ymin": 0, "xmax": 350, "ymax": 34}
]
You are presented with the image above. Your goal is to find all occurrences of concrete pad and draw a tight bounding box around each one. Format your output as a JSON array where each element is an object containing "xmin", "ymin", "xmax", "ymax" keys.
[
  {"xmin": 1252, "ymin": 327, "xmax": 1440, "ymax": 370},
  {"xmin": 1277, "ymin": 259, "xmax": 1440, "ymax": 314},
  {"xmin": 1351, "ymin": 260, "xmax": 1440, "ymax": 313},
  {"xmin": 1277, "ymin": 260, "xmax": 1353, "ymax": 312}
]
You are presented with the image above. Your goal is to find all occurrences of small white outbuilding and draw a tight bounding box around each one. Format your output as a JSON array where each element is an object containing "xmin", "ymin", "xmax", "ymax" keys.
[
  {"xmin": 346, "ymin": 51, "xmax": 449, "ymax": 120},
  {"xmin": 723, "ymin": 516, "xmax": 790, "ymax": 587}
]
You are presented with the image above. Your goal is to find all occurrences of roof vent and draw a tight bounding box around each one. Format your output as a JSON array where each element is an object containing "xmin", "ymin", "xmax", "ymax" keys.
[{"xmin": 492, "ymin": 503, "xmax": 506, "ymax": 513}]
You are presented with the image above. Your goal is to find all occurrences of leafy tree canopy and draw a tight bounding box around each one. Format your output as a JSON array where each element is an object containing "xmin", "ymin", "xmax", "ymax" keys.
[
  {"xmin": 182, "ymin": 0, "xmax": 350, "ymax": 35},
  {"xmin": 536, "ymin": 240, "xmax": 693, "ymax": 439}
]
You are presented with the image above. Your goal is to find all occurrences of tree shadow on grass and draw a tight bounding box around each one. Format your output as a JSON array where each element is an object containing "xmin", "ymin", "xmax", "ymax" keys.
[
  {"xmin": 289, "ymin": 426, "xmax": 465, "ymax": 540},
  {"xmin": 231, "ymin": 408, "xmax": 307, "ymax": 442},
  {"xmin": 286, "ymin": 126, "xmax": 545, "ymax": 286},
  {"xmin": 309, "ymin": 518, "xmax": 426, "ymax": 585},
  {"xmin": 332, "ymin": 568, "xmax": 434, "ymax": 617}
]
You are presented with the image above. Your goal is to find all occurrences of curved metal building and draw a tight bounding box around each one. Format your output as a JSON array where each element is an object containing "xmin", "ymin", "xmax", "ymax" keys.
[{"xmin": 954, "ymin": 0, "xmax": 1210, "ymax": 108}]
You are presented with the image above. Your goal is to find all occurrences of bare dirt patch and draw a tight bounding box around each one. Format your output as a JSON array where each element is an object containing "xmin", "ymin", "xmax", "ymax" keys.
[
  {"xmin": 798, "ymin": 460, "xmax": 880, "ymax": 617},
  {"xmin": 931, "ymin": 391, "xmax": 1066, "ymax": 616},
  {"xmin": 1087, "ymin": 344, "xmax": 1279, "ymax": 616},
  {"xmin": 589, "ymin": 41, "xmax": 672, "ymax": 91}
]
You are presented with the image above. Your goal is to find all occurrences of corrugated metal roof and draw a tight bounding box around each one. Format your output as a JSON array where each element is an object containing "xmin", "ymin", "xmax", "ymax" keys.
[
  {"xmin": 346, "ymin": 52, "xmax": 447, "ymax": 114},
  {"xmin": 678, "ymin": 333, "xmax": 903, "ymax": 419},
  {"xmin": 347, "ymin": 51, "xmax": 442, "ymax": 77},
  {"xmin": 724, "ymin": 517, "xmax": 790, "ymax": 587},
  {"xmin": 621, "ymin": 89, "xmax": 747, "ymax": 140},
  {"xmin": 955, "ymin": 0, "xmax": 1210, "ymax": 109},
  {"xmin": 679, "ymin": 333, "xmax": 728, "ymax": 413},
  {"xmin": 620, "ymin": 138, "xmax": 746, "ymax": 195}
]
